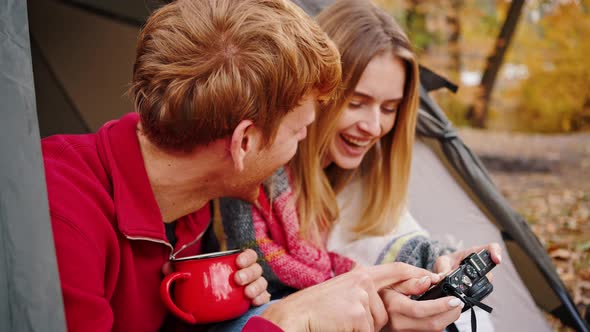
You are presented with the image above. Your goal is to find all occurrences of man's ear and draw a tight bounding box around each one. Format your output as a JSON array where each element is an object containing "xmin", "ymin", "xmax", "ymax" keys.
[{"xmin": 230, "ymin": 120, "xmax": 255, "ymax": 172}]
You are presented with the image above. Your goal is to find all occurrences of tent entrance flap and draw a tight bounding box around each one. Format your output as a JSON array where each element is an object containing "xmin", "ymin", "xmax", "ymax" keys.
[{"xmin": 0, "ymin": 0, "xmax": 67, "ymax": 331}]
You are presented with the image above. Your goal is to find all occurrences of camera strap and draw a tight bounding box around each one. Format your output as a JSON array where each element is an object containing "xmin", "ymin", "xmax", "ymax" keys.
[{"xmin": 450, "ymin": 288, "xmax": 493, "ymax": 332}]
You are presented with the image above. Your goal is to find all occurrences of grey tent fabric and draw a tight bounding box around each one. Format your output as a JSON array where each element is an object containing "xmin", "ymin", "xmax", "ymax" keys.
[
  {"xmin": 64, "ymin": 0, "xmax": 162, "ymax": 26},
  {"xmin": 419, "ymin": 66, "xmax": 459, "ymax": 93},
  {"xmin": 416, "ymin": 84, "xmax": 589, "ymax": 332},
  {"xmin": 30, "ymin": 37, "xmax": 90, "ymax": 137},
  {"xmin": 29, "ymin": 0, "xmax": 140, "ymax": 136},
  {"xmin": 0, "ymin": 0, "xmax": 66, "ymax": 331},
  {"xmin": 409, "ymin": 138, "xmax": 553, "ymax": 332}
]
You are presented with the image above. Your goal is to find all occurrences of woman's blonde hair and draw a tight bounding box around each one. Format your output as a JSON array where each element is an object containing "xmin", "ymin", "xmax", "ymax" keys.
[{"xmin": 292, "ymin": 0, "xmax": 420, "ymax": 241}]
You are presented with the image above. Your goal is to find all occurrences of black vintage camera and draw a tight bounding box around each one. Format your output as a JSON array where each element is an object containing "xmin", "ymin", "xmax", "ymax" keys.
[{"xmin": 417, "ymin": 249, "xmax": 496, "ymax": 312}]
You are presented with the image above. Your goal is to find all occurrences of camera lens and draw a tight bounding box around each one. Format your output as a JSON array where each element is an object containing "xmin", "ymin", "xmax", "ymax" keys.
[
  {"xmin": 466, "ymin": 278, "xmax": 494, "ymax": 300},
  {"xmin": 465, "ymin": 265, "xmax": 478, "ymax": 279}
]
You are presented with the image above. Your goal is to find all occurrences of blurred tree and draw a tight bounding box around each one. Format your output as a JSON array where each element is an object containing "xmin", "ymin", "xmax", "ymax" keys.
[
  {"xmin": 377, "ymin": 0, "xmax": 453, "ymax": 55},
  {"xmin": 467, "ymin": 0, "xmax": 525, "ymax": 128},
  {"xmin": 406, "ymin": 0, "xmax": 430, "ymax": 52},
  {"xmin": 514, "ymin": 0, "xmax": 590, "ymax": 132},
  {"xmin": 423, "ymin": 0, "xmax": 494, "ymax": 126},
  {"xmin": 446, "ymin": 0, "xmax": 463, "ymax": 80},
  {"xmin": 375, "ymin": 0, "xmax": 590, "ymax": 132}
]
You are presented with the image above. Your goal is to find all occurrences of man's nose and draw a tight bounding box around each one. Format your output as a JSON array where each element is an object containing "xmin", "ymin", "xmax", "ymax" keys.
[{"xmin": 358, "ymin": 107, "xmax": 381, "ymax": 136}]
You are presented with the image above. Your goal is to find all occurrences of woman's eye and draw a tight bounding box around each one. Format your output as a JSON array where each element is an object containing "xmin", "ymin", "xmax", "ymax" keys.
[{"xmin": 382, "ymin": 106, "xmax": 398, "ymax": 114}]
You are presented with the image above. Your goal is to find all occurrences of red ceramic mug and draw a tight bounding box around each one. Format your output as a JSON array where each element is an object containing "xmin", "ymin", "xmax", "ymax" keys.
[{"xmin": 160, "ymin": 249, "xmax": 250, "ymax": 324}]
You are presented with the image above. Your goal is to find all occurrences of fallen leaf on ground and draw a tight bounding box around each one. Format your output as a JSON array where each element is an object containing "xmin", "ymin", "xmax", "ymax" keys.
[
  {"xmin": 549, "ymin": 248, "xmax": 573, "ymax": 260},
  {"xmin": 577, "ymin": 241, "xmax": 590, "ymax": 252},
  {"xmin": 546, "ymin": 222, "xmax": 558, "ymax": 234}
]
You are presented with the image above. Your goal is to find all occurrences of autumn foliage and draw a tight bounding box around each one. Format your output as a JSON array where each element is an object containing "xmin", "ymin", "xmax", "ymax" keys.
[
  {"xmin": 376, "ymin": 0, "xmax": 590, "ymax": 133},
  {"xmin": 514, "ymin": 0, "xmax": 590, "ymax": 132}
]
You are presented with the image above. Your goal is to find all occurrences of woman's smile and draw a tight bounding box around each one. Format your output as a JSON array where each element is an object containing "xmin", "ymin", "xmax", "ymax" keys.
[
  {"xmin": 337, "ymin": 133, "xmax": 373, "ymax": 157},
  {"xmin": 340, "ymin": 133, "xmax": 372, "ymax": 147}
]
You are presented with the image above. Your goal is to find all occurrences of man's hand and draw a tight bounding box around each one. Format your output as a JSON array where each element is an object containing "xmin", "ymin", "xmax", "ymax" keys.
[
  {"xmin": 433, "ymin": 242, "xmax": 502, "ymax": 277},
  {"xmin": 161, "ymin": 249, "xmax": 270, "ymax": 306},
  {"xmin": 234, "ymin": 249, "xmax": 270, "ymax": 306},
  {"xmin": 260, "ymin": 262, "xmax": 439, "ymax": 332}
]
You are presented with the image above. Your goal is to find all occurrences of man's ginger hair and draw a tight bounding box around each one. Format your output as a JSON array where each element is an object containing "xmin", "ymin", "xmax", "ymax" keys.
[{"xmin": 129, "ymin": 0, "xmax": 341, "ymax": 152}]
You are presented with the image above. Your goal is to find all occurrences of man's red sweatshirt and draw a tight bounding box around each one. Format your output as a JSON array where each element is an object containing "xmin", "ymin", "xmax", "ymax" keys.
[{"xmin": 42, "ymin": 113, "xmax": 281, "ymax": 332}]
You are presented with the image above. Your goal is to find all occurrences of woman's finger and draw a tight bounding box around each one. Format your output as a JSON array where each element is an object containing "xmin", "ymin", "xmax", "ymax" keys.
[
  {"xmin": 487, "ymin": 243, "xmax": 502, "ymax": 264},
  {"xmin": 389, "ymin": 306, "xmax": 462, "ymax": 332},
  {"xmin": 382, "ymin": 289, "xmax": 462, "ymax": 319}
]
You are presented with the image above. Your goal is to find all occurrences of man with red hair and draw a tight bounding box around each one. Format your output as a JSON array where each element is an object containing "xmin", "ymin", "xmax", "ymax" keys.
[{"xmin": 42, "ymin": 0, "xmax": 440, "ymax": 331}]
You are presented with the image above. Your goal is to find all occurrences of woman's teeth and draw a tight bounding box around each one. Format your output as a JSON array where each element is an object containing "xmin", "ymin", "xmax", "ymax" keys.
[{"xmin": 341, "ymin": 134, "xmax": 370, "ymax": 147}]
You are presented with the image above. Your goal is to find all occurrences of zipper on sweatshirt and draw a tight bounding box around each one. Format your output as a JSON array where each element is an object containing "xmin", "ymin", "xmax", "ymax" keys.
[
  {"xmin": 124, "ymin": 235, "xmax": 174, "ymax": 252},
  {"xmin": 124, "ymin": 231, "xmax": 206, "ymax": 260},
  {"xmin": 168, "ymin": 231, "xmax": 205, "ymax": 260}
]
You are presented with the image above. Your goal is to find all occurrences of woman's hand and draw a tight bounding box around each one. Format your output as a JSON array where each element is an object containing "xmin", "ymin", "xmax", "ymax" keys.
[
  {"xmin": 234, "ymin": 249, "xmax": 270, "ymax": 306},
  {"xmin": 379, "ymin": 268, "xmax": 463, "ymax": 332},
  {"xmin": 380, "ymin": 291, "xmax": 464, "ymax": 331},
  {"xmin": 433, "ymin": 242, "xmax": 502, "ymax": 277}
]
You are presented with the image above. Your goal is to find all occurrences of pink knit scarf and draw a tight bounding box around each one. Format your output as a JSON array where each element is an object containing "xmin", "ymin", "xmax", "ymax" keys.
[{"xmin": 250, "ymin": 173, "xmax": 354, "ymax": 290}]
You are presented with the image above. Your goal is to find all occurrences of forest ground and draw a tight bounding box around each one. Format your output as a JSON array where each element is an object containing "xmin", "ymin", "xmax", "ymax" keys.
[{"xmin": 458, "ymin": 128, "xmax": 590, "ymax": 331}]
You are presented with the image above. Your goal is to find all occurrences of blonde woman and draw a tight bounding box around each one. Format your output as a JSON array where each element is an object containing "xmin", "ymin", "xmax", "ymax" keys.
[{"xmin": 216, "ymin": 0, "xmax": 501, "ymax": 330}]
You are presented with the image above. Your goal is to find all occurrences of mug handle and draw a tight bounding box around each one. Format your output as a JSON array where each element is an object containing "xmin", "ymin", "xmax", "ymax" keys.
[{"xmin": 160, "ymin": 272, "xmax": 197, "ymax": 324}]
